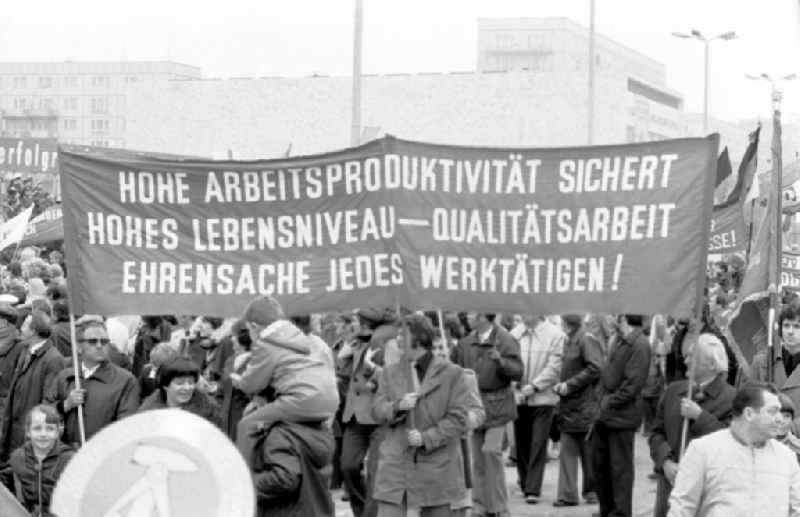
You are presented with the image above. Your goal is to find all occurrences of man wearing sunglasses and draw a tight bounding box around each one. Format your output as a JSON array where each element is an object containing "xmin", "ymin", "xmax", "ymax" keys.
[{"xmin": 45, "ymin": 319, "xmax": 140, "ymax": 448}]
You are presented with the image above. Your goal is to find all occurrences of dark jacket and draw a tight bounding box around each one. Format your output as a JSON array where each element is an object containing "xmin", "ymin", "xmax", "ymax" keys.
[
  {"xmin": 0, "ymin": 326, "xmax": 22, "ymax": 418},
  {"xmin": 45, "ymin": 361, "xmax": 140, "ymax": 446},
  {"xmin": 1, "ymin": 441, "xmax": 74, "ymax": 515},
  {"xmin": 253, "ymin": 421, "xmax": 334, "ymax": 517},
  {"xmin": 132, "ymin": 321, "xmax": 171, "ymax": 377},
  {"xmin": 221, "ymin": 353, "xmax": 251, "ymax": 441},
  {"xmin": 1, "ymin": 341, "xmax": 66, "ymax": 460},
  {"xmin": 648, "ymin": 374, "xmax": 736, "ymax": 471},
  {"xmin": 594, "ymin": 328, "xmax": 651, "ymax": 430},
  {"xmin": 138, "ymin": 388, "xmax": 222, "ymax": 429},
  {"xmin": 558, "ymin": 329, "xmax": 604, "ymax": 432},
  {"xmin": 452, "ymin": 324, "xmax": 523, "ymax": 429},
  {"xmin": 50, "ymin": 321, "xmax": 72, "ymax": 359},
  {"xmin": 371, "ymin": 356, "xmax": 470, "ymax": 508},
  {"xmin": 138, "ymin": 364, "xmax": 159, "ymax": 400},
  {"xmin": 340, "ymin": 329, "xmax": 393, "ymax": 426}
]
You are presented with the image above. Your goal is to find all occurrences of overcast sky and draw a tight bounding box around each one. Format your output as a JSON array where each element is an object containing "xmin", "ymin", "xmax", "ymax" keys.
[{"xmin": 0, "ymin": 0, "xmax": 797, "ymax": 122}]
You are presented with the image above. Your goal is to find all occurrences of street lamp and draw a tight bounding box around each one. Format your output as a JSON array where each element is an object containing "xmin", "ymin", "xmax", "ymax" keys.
[
  {"xmin": 746, "ymin": 73, "xmax": 797, "ymax": 111},
  {"xmin": 672, "ymin": 29, "xmax": 737, "ymax": 134}
]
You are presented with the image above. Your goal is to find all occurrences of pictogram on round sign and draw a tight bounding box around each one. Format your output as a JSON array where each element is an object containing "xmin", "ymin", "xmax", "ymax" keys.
[{"xmin": 51, "ymin": 409, "xmax": 254, "ymax": 517}]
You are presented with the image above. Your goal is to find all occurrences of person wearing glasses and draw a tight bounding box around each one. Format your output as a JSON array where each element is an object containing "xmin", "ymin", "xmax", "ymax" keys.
[{"xmin": 45, "ymin": 319, "xmax": 140, "ymax": 448}]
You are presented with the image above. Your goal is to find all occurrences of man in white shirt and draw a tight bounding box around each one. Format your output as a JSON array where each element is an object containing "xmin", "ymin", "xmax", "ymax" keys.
[{"xmin": 668, "ymin": 382, "xmax": 800, "ymax": 517}]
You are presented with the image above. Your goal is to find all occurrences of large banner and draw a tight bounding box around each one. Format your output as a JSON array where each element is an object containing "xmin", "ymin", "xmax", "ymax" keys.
[
  {"xmin": 61, "ymin": 135, "xmax": 718, "ymax": 318},
  {"xmin": 783, "ymin": 249, "xmax": 800, "ymax": 291},
  {"xmin": 709, "ymin": 202, "xmax": 746, "ymax": 254}
]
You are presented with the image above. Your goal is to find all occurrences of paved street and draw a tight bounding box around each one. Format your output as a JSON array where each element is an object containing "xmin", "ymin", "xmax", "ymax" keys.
[{"xmin": 334, "ymin": 434, "xmax": 657, "ymax": 517}]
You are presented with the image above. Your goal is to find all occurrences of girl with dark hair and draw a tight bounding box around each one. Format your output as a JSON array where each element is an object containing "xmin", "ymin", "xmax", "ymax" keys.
[{"xmin": 138, "ymin": 357, "xmax": 221, "ymax": 428}]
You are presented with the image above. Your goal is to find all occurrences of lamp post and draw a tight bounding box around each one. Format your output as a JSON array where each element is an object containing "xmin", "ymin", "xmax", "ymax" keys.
[{"xmin": 672, "ymin": 30, "xmax": 737, "ymax": 134}]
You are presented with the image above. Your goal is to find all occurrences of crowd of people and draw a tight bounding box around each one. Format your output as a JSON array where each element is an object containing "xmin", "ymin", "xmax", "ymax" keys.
[{"xmin": 0, "ymin": 246, "xmax": 799, "ymax": 516}]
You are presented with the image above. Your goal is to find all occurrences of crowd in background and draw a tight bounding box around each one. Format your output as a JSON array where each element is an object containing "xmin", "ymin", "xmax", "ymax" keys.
[{"xmin": 0, "ymin": 245, "xmax": 799, "ymax": 516}]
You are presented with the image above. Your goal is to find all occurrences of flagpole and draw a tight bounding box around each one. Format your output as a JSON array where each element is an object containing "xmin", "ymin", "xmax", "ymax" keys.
[
  {"xmin": 769, "ymin": 85, "xmax": 784, "ymax": 384},
  {"xmin": 69, "ymin": 313, "xmax": 87, "ymax": 446}
]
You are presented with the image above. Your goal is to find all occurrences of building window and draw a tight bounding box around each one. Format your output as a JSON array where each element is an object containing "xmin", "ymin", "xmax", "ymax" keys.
[
  {"xmin": 91, "ymin": 119, "xmax": 110, "ymax": 131},
  {"xmin": 90, "ymin": 140, "xmax": 110, "ymax": 147},
  {"xmin": 39, "ymin": 97, "xmax": 55, "ymax": 110},
  {"xmin": 63, "ymin": 97, "xmax": 78, "ymax": 111},
  {"xmin": 626, "ymin": 125, "xmax": 636, "ymax": 143},
  {"xmin": 495, "ymin": 33, "xmax": 515, "ymax": 50},
  {"xmin": 13, "ymin": 77, "xmax": 27, "ymax": 89},
  {"xmin": 64, "ymin": 76, "xmax": 78, "ymax": 88},
  {"xmin": 63, "ymin": 119, "xmax": 77, "ymax": 131},
  {"xmin": 124, "ymin": 76, "xmax": 139, "ymax": 84},
  {"xmin": 91, "ymin": 76, "xmax": 109, "ymax": 88},
  {"xmin": 13, "ymin": 97, "xmax": 27, "ymax": 110},
  {"xmin": 38, "ymin": 76, "xmax": 53, "ymax": 89},
  {"xmin": 91, "ymin": 96, "xmax": 109, "ymax": 114}
]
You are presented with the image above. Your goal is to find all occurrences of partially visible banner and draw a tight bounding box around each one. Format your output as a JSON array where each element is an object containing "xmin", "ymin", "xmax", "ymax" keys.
[
  {"xmin": 61, "ymin": 135, "xmax": 718, "ymax": 318},
  {"xmin": 0, "ymin": 205, "xmax": 34, "ymax": 251},
  {"xmin": 709, "ymin": 199, "xmax": 746, "ymax": 253},
  {"xmin": 783, "ymin": 249, "xmax": 800, "ymax": 291},
  {"xmin": 22, "ymin": 205, "xmax": 63, "ymax": 246},
  {"xmin": 782, "ymin": 160, "xmax": 800, "ymax": 214},
  {"xmin": 0, "ymin": 137, "xmax": 60, "ymax": 200}
]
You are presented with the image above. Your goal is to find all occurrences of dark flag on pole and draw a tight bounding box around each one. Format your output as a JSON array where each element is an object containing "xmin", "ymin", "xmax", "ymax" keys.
[
  {"xmin": 715, "ymin": 126, "xmax": 761, "ymax": 210},
  {"xmin": 726, "ymin": 122, "xmax": 779, "ymax": 371},
  {"xmin": 716, "ymin": 147, "xmax": 732, "ymax": 189}
]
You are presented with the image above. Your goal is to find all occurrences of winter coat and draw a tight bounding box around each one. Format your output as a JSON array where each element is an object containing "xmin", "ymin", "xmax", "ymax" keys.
[
  {"xmin": 0, "ymin": 326, "xmax": 22, "ymax": 419},
  {"xmin": 371, "ymin": 356, "xmax": 470, "ymax": 508},
  {"xmin": 451, "ymin": 324, "xmax": 523, "ymax": 429},
  {"xmin": 594, "ymin": 328, "xmax": 651, "ymax": 430},
  {"xmin": 340, "ymin": 329, "xmax": 396, "ymax": 426},
  {"xmin": 138, "ymin": 388, "xmax": 222, "ymax": 429},
  {"xmin": 45, "ymin": 360, "xmax": 140, "ymax": 446},
  {"xmin": 557, "ymin": 329, "xmax": 604, "ymax": 432},
  {"xmin": 510, "ymin": 320, "xmax": 565, "ymax": 407},
  {"xmin": 1, "ymin": 341, "xmax": 65, "ymax": 461},
  {"xmin": 1, "ymin": 441, "xmax": 74, "ymax": 515},
  {"xmin": 648, "ymin": 374, "xmax": 735, "ymax": 471},
  {"xmin": 253, "ymin": 421, "xmax": 334, "ymax": 517},
  {"xmin": 752, "ymin": 347, "xmax": 800, "ymax": 414},
  {"xmin": 237, "ymin": 320, "xmax": 338, "ymax": 422}
]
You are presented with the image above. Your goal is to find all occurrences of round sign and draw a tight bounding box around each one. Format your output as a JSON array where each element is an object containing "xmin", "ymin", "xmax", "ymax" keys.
[{"xmin": 51, "ymin": 409, "xmax": 254, "ymax": 517}]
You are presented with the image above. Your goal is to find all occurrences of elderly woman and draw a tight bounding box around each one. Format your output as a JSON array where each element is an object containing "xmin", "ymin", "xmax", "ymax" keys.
[
  {"xmin": 138, "ymin": 356, "xmax": 221, "ymax": 428},
  {"xmin": 371, "ymin": 314, "xmax": 472, "ymax": 517}
]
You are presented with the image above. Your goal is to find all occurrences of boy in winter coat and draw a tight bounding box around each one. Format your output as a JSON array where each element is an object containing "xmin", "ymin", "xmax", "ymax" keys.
[
  {"xmin": 232, "ymin": 295, "xmax": 338, "ymax": 467},
  {"xmin": 1, "ymin": 405, "xmax": 74, "ymax": 517}
]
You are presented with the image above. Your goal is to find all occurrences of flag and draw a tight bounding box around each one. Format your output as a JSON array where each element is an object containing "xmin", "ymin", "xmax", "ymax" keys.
[
  {"xmin": 726, "ymin": 121, "xmax": 778, "ymax": 367},
  {"xmin": 715, "ymin": 126, "xmax": 760, "ymax": 210},
  {"xmin": 0, "ymin": 205, "xmax": 34, "ymax": 251},
  {"xmin": 716, "ymin": 147, "xmax": 732, "ymax": 188}
]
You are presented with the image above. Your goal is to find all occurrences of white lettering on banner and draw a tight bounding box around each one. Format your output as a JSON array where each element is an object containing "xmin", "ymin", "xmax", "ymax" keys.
[
  {"xmin": 324, "ymin": 253, "xmax": 404, "ymax": 291},
  {"xmin": 419, "ymin": 254, "xmax": 624, "ymax": 294},
  {"xmin": 782, "ymin": 271, "xmax": 800, "ymax": 289},
  {"xmin": 708, "ymin": 230, "xmax": 738, "ymax": 252},
  {"xmin": 87, "ymin": 213, "xmax": 179, "ymax": 250},
  {"xmin": 431, "ymin": 204, "xmax": 675, "ymax": 245},
  {"xmin": 191, "ymin": 153, "xmax": 673, "ymax": 202},
  {"xmin": 557, "ymin": 154, "xmax": 677, "ymax": 193},
  {"xmin": 118, "ymin": 171, "xmax": 191, "ymax": 204},
  {"xmin": 122, "ymin": 260, "xmax": 312, "ymax": 295},
  {"xmin": 0, "ymin": 140, "xmax": 57, "ymax": 173}
]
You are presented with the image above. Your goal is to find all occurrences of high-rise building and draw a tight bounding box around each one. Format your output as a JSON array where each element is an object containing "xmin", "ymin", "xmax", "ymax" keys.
[
  {"xmin": 0, "ymin": 61, "xmax": 201, "ymax": 147},
  {"xmin": 477, "ymin": 18, "xmax": 685, "ymax": 142}
]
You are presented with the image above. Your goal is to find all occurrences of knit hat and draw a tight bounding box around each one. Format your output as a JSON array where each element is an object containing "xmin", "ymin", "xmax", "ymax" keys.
[{"xmin": 242, "ymin": 296, "xmax": 285, "ymax": 326}]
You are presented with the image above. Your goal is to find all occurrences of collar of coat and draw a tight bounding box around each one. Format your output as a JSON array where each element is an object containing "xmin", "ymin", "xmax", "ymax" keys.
[
  {"xmin": 680, "ymin": 373, "xmax": 727, "ymax": 399},
  {"xmin": 64, "ymin": 360, "xmax": 115, "ymax": 384}
]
